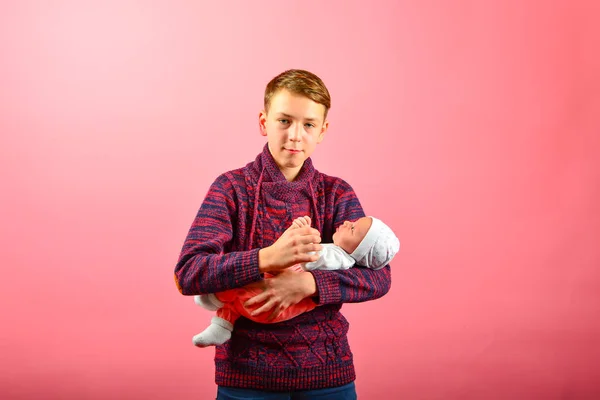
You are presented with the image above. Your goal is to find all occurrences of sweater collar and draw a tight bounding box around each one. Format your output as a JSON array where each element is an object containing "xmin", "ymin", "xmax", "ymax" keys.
[
  {"xmin": 249, "ymin": 143, "xmax": 317, "ymax": 201},
  {"xmin": 246, "ymin": 144, "xmax": 322, "ymax": 248}
]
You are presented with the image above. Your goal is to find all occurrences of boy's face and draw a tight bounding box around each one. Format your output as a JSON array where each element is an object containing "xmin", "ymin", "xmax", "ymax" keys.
[
  {"xmin": 333, "ymin": 217, "xmax": 372, "ymax": 254},
  {"xmin": 259, "ymin": 89, "xmax": 329, "ymax": 181}
]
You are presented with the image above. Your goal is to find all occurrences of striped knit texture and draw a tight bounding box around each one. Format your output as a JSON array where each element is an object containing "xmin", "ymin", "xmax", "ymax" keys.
[{"xmin": 175, "ymin": 144, "xmax": 392, "ymax": 391}]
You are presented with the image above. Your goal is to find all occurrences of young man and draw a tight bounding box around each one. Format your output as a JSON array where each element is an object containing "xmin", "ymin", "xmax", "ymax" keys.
[{"xmin": 174, "ymin": 69, "xmax": 392, "ymax": 399}]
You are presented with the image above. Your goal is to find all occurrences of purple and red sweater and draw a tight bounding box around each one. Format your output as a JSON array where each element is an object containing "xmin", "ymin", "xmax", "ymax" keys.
[{"xmin": 174, "ymin": 144, "xmax": 392, "ymax": 391}]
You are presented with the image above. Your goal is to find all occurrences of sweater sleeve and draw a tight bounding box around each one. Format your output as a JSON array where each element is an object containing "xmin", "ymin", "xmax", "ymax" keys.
[
  {"xmin": 174, "ymin": 173, "xmax": 263, "ymax": 296},
  {"xmin": 309, "ymin": 180, "xmax": 392, "ymax": 305}
]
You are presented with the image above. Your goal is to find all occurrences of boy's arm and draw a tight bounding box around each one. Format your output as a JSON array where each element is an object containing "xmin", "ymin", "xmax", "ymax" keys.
[
  {"xmin": 174, "ymin": 173, "xmax": 263, "ymax": 296},
  {"xmin": 309, "ymin": 181, "xmax": 392, "ymax": 305}
]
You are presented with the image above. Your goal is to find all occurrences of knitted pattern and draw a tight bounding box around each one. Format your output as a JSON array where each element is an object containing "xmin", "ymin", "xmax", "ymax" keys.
[{"xmin": 175, "ymin": 144, "xmax": 392, "ymax": 391}]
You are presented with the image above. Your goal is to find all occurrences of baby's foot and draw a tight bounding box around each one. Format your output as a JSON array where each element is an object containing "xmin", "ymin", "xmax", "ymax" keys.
[
  {"xmin": 291, "ymin": 216, "xmax": 311, "ymax": 229},
  {"xmin": 192, "ymin": 317, "xmax": 234, "ymax": 347}
]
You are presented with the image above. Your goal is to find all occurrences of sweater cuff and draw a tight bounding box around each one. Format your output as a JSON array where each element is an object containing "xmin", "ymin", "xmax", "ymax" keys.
[
  {"xmin": 309, "ymin": 270, "xmax": 342, "ymax": 305},
  {"xmin": 232, "ymin": 248, "xmax": 263, "ymax": 287}
]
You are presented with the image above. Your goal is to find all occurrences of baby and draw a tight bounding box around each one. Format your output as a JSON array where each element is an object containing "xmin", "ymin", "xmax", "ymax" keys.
[{"xmin": 192, "ymin": 215, "xmax": 400, "ymax": 347}]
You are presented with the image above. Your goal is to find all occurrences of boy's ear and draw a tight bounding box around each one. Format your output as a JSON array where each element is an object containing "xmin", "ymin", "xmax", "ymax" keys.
[
  {"xmin": 317, "ymin": 120, "xmax": 329, "ymax": 143},
  {"xmin": 258, "ymin": 110, "xmax": 268, "ymax": 136}
]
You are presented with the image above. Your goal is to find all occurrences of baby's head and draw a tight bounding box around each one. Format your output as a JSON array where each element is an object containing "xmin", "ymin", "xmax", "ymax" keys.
[{"xmin": 333, "ymin": 216, "xmax": 400, "ymax": 270}]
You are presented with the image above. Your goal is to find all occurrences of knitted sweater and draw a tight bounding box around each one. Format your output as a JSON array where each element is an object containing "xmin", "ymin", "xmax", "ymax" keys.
[{"xmin": 174, "ymin": 144, "xmax": 392, "ymax": 391}]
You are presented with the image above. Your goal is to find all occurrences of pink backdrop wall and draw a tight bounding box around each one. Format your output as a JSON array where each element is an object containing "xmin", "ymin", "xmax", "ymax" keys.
[{"xmin": 2, "ymin": 1, "xmax": 599, "ymax": 399}]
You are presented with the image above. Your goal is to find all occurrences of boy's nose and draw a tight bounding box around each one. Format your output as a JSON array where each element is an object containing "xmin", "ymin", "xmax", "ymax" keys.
[{"xmin": 289, "ymin": 125, "xmax": 302, "ymax": 141}]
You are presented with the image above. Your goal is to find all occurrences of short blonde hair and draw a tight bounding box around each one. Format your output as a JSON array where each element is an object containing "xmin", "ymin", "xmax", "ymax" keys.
[{"xmin": 264, "ymin": 69, "xmax": 331, "ymax": 119}]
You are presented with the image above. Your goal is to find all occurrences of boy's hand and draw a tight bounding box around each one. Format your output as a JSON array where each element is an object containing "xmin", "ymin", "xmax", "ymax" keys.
[
  {"xmin": 244, "ymin": 269, "xmax": 317, "ymax": 320},
  {"xmin": 258, "ymin": 217, "xmax": 321, "ymax": 273}
]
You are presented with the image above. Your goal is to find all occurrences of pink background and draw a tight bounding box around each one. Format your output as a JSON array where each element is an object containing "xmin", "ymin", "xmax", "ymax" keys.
[{"xmin": 1, "ymin": 1, "xmax": 599, "ymax": 399}]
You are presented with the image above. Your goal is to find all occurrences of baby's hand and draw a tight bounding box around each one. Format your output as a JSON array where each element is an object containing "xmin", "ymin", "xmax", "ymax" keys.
[{"xmin": 291, "ymin": 216, "xmax": 311, "ymax": 229}]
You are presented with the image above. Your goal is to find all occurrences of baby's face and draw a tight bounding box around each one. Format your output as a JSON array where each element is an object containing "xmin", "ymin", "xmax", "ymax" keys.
[{"xmin": 332, "ymin": 217, "xmax": 372, "ymax": 254}]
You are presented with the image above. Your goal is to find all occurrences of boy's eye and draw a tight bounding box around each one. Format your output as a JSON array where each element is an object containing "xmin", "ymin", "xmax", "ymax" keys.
[
  {"xmin": 305, "ymin": 123, "xmax": 314, "ymax": 128},
  {"xmin": 279, "ymin": 119, "xmax": 290, "ymax": 124}
]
